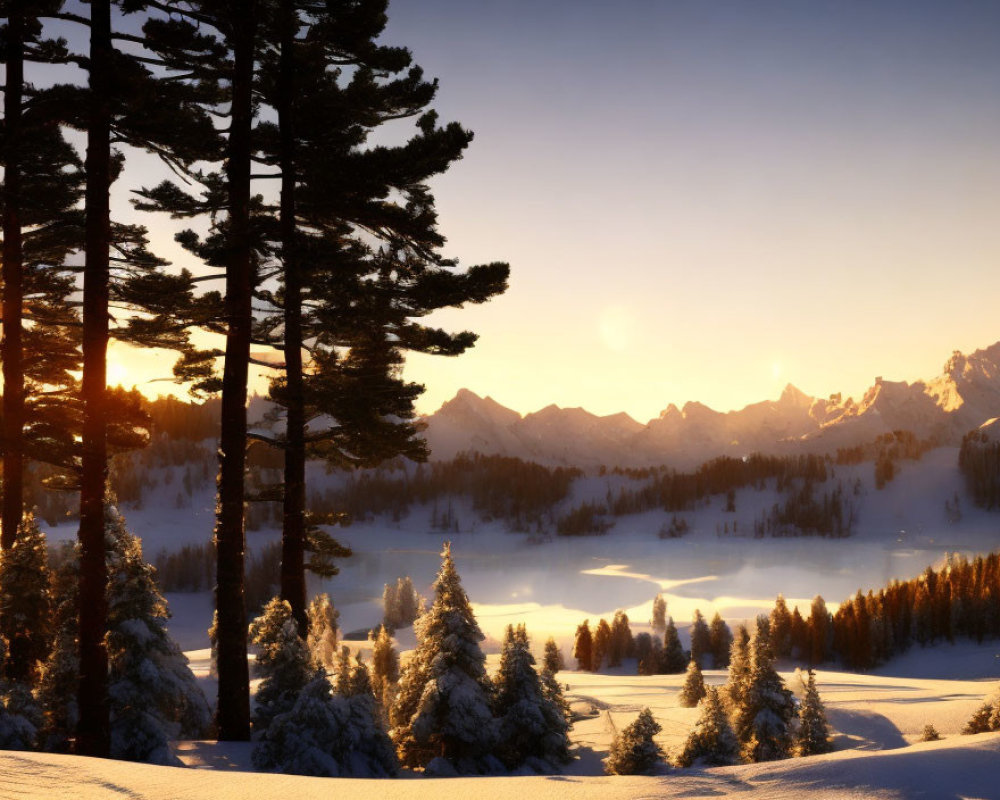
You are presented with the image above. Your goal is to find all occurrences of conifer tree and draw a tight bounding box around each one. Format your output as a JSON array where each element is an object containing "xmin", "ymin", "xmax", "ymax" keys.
[
  {"xmin": 679, "ymin": 659, "xmax": 707, "ymax": 708},
  {"xmin": 573, "ymin": 620, "xmax": 593, "ymax": 671},
  {"xmin": 35, "ymin": 509, "xmax": 209, "ymax": 759},
  {"xmin": 36, "ymin": 545, "xmax": 79, "ymax": 752},
  {"xmin": 306, "ymin": 593, "xmax": 339, "ymax": 670},
  {"xmin": 651, "ymin": 593, "xmax": 667, "ymax": 634},
  {"xmin": 252, "ymin": 666, "xmax": 398, "ymax": 778},
  {"xmin": 369, "ymin": 624, "xmax": 399, "ymax": 724},
  {"xmin": 105, "ymin": 506, "xmax": 211, "ymax": 763},
  {"xmin": 249, "ymin": 597, "xmax": 313, "ymax": 736},
  {"xmin": 661, "ymin": 617, "xmax": 687, "ymax": 674},
  {"xmin": 592, "ymin": 618, "xmax": 612, "ymax": 671},
  {"xmin": 675, "ymin": 687, "xmax": 739, "ymax": 768},
  {"xmin": 608, "ymin": 610, "xmax": 632, "ymax": 668},
  {"xmin": 543, "ymin": 637, "xmax": 565, "ymax": 674},
  {"xmin": 808, "ymin": 595, "xmax": 831, "ymax": 665},
  {"xmin": 134, "ymin": 0, "xmax": 260, "ymax": 741},
  {"xmin": 796, "ymin": 670, "xmax": 833, "ymax": 756},
  {"xmin": 604, "ymin": 708, "xmax": 664, "ymax": 775},
  {"xmin": 56, "ymin": 0, "xmax": 218, "ymax": 754},
  {"xmin": 0, "ymin": 513, "xmax": 50, "ymax": 683},
  {"xmin": 245, "ymin": 0, "xmax": 509, "ymax": 633},
  {"xmin": 770, "ymin": 595, "xmax": 792, "ymax": 659},
  {"xmin": 492, "ymin": 624, "xmax": 571, "ymax": 770},
  {"xmin": 708, "ymin": 612, "xmax": 733, "ymax": 669},
  {"xmin": 690, "ymin": 609, "xmax": 711, "ymax": 668},
  {"xmin": 0, "ymin": 634, "xmax": 41, "ymax": 750},
  {"xmin": 725, "ymin": 624, "xmax": 751, "ymax": 708},
  {"xmin": 734, "ymin": 616, "xmax": 796, "ymax": 763},
  {"xmin": 389, "ymin": 543, "xmax": 496, "ymax": 771},
  {"xmin": 789, "ymin": 606, "xmax": 808, "ymax": 659}
]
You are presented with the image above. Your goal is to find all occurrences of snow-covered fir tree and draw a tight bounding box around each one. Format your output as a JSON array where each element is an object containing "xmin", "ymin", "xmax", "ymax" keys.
[
  {"xmin": 0, "ymin": 636, "xmax": 41, "ymax": 750},
  {"xmin": 662, "ymin": 617, "xmax": 687, "ymax": 673},
  {"xmin": 734, "ymin": 616, "xmax": 796, "ymax": 763},
  {"xmin": 543, "ymin": 636, "xmax": 564, "ymax": 674},
  {"xmin": 679, "ymin": 658, "xmax": 707, "ymax": 708},
  {"xmin": 36, "ymin": 509, "xmax": 209, "ymax": 761},
  {"xmin": 333, "ymin": 644, "xmax": 354, "ymax": 695},
  {"xmin": 250, "ymin": 597, "xmax": 314, "ymax": 735},
  {"xmin": 725, "ymin": 623, "xmax": 751, "ymax": 708},
  {"xmin": 796, "ymin": 669, "xmax": 833, "ymax": 756},
  {"xmin": 35, "ymin": 545, "xmax": 78, "ymax": 752},
  {"xmin": 389, "ymin": 543, "xmax": 498, "ymax": 773},
  {"xmin": 252, "ymin": 667, "xmax": 398, "ymax": 778},
  {"xmin": 492, "ymin": 624, "xmax": 571, "ymax": 771},
  {"xmin": 306, "ymin": 593, "xmax": 339, "ymax": 670},
  {"xmin": 105, "ymin": 506, "xmax": 211, "ymax": 763},
  {"xmin": 369, "ymin": 624, "xmax": 399, "ymax": 724},
  {"xmin": 0, "ymin": 513, "xmax": 51, "ymax": 683},
  {"xmin": 675, "ymin": 686, "xmax": 739, "ymax": 768},
  {"xmin": 604, "ymin": 707, "xmax": 664, "ymax": 775}
]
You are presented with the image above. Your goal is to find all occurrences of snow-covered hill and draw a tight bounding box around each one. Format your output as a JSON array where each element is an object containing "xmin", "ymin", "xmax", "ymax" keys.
[{"xmin": 421, "ymin": 341, "xmax": 1000, "ymax": 467}]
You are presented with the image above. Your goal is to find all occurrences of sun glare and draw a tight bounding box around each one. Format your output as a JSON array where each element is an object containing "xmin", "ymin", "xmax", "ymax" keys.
[{"xmin": 106, "ymin": 359, "xmax": 130, "ymax": 386}]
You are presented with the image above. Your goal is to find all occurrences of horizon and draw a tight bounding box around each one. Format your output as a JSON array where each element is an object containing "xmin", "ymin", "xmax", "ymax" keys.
[{"xmin": 62, "ymin": 0, "xmax": 1000, "ymax": 423}]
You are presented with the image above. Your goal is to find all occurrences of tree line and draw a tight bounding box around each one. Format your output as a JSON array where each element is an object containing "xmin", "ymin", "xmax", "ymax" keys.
[
  {"xmin": 959, "ymin": 428, "xmax": 1000, "ymax": 509},
  {"xmin": 1, "ymin": 0, "xmax": 507, "ymax": 753}
]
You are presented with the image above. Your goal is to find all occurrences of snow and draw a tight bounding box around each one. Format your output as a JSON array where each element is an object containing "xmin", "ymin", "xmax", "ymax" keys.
[{"xmin": 4, "ymin": 665, "xmax": 999, "ymax": 798}]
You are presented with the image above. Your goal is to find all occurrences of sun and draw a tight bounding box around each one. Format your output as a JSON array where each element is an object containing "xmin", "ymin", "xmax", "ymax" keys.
[{"xmin": 106, "ymin": 358, "xmax": 130, "ymax": 386}]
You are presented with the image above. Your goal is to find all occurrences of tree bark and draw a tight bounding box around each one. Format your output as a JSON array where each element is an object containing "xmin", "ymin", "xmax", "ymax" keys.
[
  {"xmin": 76, "ymin": 0, "xmax": 113, "ymax": 758},
  {"xmin": 277, "ymin": 0, "xmax": 308, "ymax": 636},
  {"xmin": 2, "ymin": 1, "xmax": 26, "ymax": 556},
  {"xmin": 214, "ymin": 0, "xmax": 256, "ymax": 741}
]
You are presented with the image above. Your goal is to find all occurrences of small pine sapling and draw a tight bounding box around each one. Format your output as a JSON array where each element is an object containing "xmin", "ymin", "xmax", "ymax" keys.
[
  {"xmin": 604, "ymin": 708, "xmax": 664, "ymax": 775},
  {"xmin": 795, "ymin": 670, "xmax": 833, "ymax": 756},
  {"xmin": 678, "ymin": 659, "xmax": 707, "ymax": 708},
  {"xmin": 675, "ymin": 687, "xmax": 739, "ymax": 768}
]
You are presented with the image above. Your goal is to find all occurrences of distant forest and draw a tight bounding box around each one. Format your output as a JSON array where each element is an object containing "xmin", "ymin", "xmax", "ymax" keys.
[{"xmin": 22, "ymin": 398, "xmax": 945, "ymax": 544}]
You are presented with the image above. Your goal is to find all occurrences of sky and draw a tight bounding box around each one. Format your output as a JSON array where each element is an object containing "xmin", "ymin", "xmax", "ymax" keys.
[{"xmin": 103, "ymin": 0, "xmax": 1000, "ymax": 423}]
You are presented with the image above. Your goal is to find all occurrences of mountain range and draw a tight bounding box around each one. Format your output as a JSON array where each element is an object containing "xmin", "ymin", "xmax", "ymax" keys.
[{"xmin": 419, "ymin": 341, "xmax": 1000, "ymax": 468}]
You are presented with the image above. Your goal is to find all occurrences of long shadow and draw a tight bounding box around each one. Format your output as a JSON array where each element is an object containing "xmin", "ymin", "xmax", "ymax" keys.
[{"xmin": 826, "ymin": 707, "xmax": 908, "ymax": 750}]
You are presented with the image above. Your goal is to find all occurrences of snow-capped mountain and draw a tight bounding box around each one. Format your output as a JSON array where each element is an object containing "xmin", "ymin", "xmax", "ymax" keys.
[{"xmin": 420, "ymin": 341, "xmax": 1000, "ymax": 467}]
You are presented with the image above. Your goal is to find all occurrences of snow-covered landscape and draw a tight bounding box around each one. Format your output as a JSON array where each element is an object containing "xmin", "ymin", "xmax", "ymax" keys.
[
  {"xmin": 4, "ymin": 0, "xmax": 1000, "ymax": 797},
  {"xmin": 8, "ymin": 412, "xmax": 999, "ymax": 797}
]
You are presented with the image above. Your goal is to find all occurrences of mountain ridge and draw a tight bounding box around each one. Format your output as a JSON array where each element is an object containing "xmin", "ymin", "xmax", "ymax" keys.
[{"xmin": 420, "ymin": 341, "xmax": 1000, "ymax": 467}]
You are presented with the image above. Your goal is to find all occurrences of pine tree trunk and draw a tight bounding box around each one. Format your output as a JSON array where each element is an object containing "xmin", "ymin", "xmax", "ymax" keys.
[
  {"xmin": 76, "ymin": 0, "xmax": 112, "ymax": 758},
  {"xmin": 214, "ymin": 0, "xmax": 256, "ymax": 741},
  {"xmin": 2, "ymin": 1, "xmax": 26, "ymax": 558},
  {"xmin": 277, "ymin": 0, "xmax": 308, "ymax": 636}
]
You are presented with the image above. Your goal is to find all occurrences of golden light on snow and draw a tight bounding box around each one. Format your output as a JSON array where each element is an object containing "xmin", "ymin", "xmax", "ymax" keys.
[{"xmin": 598, "ymin": 305, "xmax": 638, "ymax": 352}]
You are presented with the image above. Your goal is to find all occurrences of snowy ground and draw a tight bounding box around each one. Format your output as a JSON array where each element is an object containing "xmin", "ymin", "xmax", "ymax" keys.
[
  {"xmin": 4, "ymin": 652, "xmax": 999, "ymax": 798},
  {"xmin": 119, "ymin": 447, "xmax": 1000, "ymax": 657},
  {"xmin": 19, "ymin": 447, "xmax": 1000, "ymax": 797}
]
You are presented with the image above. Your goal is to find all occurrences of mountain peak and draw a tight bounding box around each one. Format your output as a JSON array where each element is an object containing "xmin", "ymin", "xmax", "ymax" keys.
[{"xmin": 779, "ymin": 383, "xmax": 812, "ymax": 407}]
